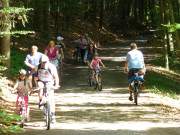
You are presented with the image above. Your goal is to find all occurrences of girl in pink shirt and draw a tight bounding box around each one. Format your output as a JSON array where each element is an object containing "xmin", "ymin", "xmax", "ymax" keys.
[
  {"xmin": 90, "ymin": 54, "xmax": 105, "ymax": 83},
  {"xmin": 90, "ymin": 54, "xmax": 105, "ymax": 71}
]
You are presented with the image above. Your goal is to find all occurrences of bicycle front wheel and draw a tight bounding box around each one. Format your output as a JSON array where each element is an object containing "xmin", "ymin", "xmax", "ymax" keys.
[
  {"xmin": 97, "ymin": 74, "xmax": 102, "ymax": 91},
  {"xmin": 45, "ymin": 102, "xmax": 51, "ymax": 130}
]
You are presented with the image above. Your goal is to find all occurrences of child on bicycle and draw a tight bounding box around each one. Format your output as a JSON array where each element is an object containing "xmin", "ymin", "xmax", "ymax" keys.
[
  {"xmin": 90, "ymin": 53, "xmax": 105, "ymax": 83},
  {"xmin": 13, "ymin": 69, "xmax": 32, "ymax": 121}
]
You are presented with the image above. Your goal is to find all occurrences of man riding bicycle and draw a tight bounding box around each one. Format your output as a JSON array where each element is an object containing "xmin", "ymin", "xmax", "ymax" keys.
[
  {"xmin": 124, "ymin": 43, "xmax": 146, "ymax": 101},
  {"xmin": 37, "ymin": 54, "xmax": 60, "ymax": 124}
]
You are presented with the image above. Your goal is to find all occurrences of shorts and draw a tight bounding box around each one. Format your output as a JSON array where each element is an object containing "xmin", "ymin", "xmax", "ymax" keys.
[{"xmin": 128, "ymin": 68, "xmax": 144, "ymax": 83}]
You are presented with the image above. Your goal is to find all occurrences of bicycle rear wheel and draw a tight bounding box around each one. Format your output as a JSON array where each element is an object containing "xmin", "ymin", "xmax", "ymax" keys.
[{"xmin": 133, "ymin": 85, "xmax": 138, "ymax": 105}]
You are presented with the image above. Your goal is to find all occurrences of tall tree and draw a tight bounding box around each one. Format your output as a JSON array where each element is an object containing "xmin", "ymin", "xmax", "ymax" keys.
[{"xmin": 0, "ymin": 0, "xmax": 10, "ymax": 67}]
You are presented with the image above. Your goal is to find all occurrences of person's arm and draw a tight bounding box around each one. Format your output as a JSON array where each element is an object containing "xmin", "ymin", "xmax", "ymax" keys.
[
  {"xmin": 44, "ymin": 48, "xmax": 48, "ymax": 55},
  {"xmin": 24, "ymin": 55, "xmax": 35, "ymax": 69},
  {"xmin": 51, "ymin": 65, "xmax": 59, "ymax": 87},
  {"xmin": 99, "ymin": 59, "xmax": 105, "ymax": 68},
  {"xmin": 124, "ymin": 54, "xmax": 129, "ymax": 72},
  {"xmin": 13, "ymin": 81, "xmax": 18, "ymax": 91},
  {"xmin": 61, "ymin": 41, "xmax": 66, "ymax": 49},
  {"xmin": 89, "ymin": 60, "xmax": 93, "ymax": 69},
  {"xmin": 56, "ymin": 49, "xmax": 59, "ymax": 60},
  {"xmin": 124, "ymin": 61, "xmax": 128, "ymax": 72},
  {"xmin": 60, "ymin": 48, "xmax": 64, "ymax": 60}
]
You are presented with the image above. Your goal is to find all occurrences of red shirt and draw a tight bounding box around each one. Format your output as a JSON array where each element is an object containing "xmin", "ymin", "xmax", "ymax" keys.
[
  {"xmin": 45, "ymin": 47, "xmax": 58, "ymax": 60},
  {"xmin": 91, "ymin": 58, "xmax": 102, "ymax": 69}
]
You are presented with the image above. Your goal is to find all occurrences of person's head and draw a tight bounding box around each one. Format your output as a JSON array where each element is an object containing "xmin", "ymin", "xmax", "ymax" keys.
[
  {"xmin": 48, "ymin": 40, "xmax": 55, "ymax": 48},
  {"xmin": 19, "ymin": 69, "xmax": 27, "ymax": 80},
  {"xmin": 57, "ymin": 36, "xmax": 64, "ymax": 41},
  {"xmin": 130, "ymin": 43, "xmax": 137, "ymax": 50},
  {"xmin": 93, "ymin": 53, "xmax": 99, "ymax": 59},
  {"xmin": 31, "ymin": 45, "xmax": 38, "ymax": 54},
  {"xmin": 40, "ymin": 55, "xmax": 49, "ymax": 65}
]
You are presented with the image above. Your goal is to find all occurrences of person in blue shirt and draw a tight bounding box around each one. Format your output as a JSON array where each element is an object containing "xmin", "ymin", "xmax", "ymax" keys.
[{"xmin": 124, "ymin": 43, "xmax": 146, "ymax": 101}]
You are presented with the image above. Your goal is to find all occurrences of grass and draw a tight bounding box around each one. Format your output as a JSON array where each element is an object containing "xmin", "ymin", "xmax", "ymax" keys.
[
  {"xmin": 151, "ymin": 55, "xmax": 180, "ymax": 74},
  {"xmin": 145, "ymin": 71, "xmax": 180, "ymax": 99}
]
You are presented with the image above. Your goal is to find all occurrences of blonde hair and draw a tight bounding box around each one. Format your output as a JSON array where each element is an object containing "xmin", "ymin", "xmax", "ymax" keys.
[{"xmin": 48, "ymin": 40, "xmax": 55, "ymax": 47}]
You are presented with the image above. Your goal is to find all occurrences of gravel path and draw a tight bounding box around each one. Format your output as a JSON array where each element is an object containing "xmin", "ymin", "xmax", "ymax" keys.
[{"xmin": 3, "ymin": 40, "xmax": 180, "ymax": 135}]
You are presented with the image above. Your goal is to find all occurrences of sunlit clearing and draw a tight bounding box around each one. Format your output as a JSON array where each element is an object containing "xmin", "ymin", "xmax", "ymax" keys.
[
  {"xmin": 100, "ymin": 56, "xmax": 126, "ymax": 62},
  {"xmin": 74, "ymin": 66, "xmax": 89, "ymax": 69}
]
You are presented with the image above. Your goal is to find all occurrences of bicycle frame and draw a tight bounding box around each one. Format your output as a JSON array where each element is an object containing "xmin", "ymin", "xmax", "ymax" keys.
[
  {"xmin": 92, "ymin": 70, "xmax": 102, "ymax": 91},
  {"xmin": 17, "ymin": 95, "xmax": 28, "ymax": 127},
  {"xmin": 41, "ymin": 83, "xmax": 54, "ymax": 130}
]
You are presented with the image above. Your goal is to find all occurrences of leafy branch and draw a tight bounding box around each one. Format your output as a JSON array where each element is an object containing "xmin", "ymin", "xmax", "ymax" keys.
[{"xmin": 161, "ymin": 23, "xmax": 180, "ymax": 33}]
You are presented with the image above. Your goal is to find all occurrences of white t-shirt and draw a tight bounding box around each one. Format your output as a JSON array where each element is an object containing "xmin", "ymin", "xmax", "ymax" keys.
[
  {"xmin": 126, "ymin": 49, "xmax": 144, "ymax": 69},
  {"xmin": 38, "ymin": 62, "xmax": 57, "ymax": 83}
]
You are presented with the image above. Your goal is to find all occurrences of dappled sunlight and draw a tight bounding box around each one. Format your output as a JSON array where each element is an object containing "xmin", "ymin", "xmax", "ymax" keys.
[
  {"xmin": 24, "ymin": 120, "xmax": 180, "ymax": 131},
  {"xmin": 54, "ymin": 121, "xmax": 180, "ymax": 131},
  {"xmin": 100, "ymin": 56, "xmax": 126, "ymax": 62}
]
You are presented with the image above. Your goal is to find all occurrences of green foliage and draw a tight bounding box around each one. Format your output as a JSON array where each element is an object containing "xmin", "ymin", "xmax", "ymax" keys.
[
  {"xmin": 151, "ymin": 56, "xmax": 180, "ymax": 73},
  {"xmin": 146, "ymin": 72, "xmax": 180, "ymax": 99},
  {"xmin": 0, "ymin": 109, "xmax": 23, "ymax": 134},
  {"xmin": 0, "ymin": 30, "xmax": 35, "ymax": 37},
  {"xmin": 10, "ymin": 47, "xmax": 27, "ymax": 76},
  {"xmin": 0, "ymin": 56, "xmax": 8, "ymax": 73},
  {"xmin": 161, "ymin": 23, "xmax": 180, "ymax": 33},
  {"xmin": 0, "ymin": 5, "xmax": 34, "ymax": 36},
  {"xmin": 0, "ymin": 7, "xmax": 33, "ymax": 14},
  {"xmin": 0, "ymin": 7, "xmax": 33, "ymax": 28}
]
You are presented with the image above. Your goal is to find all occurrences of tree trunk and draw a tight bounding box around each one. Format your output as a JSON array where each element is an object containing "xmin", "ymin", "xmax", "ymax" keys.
[
  {"xmin": 99, "ymin": 0, "xmax": 104, "ymax": 29},
  {"xmin": 160, "ymin": 0, "xmax": 169, "ymax": 70},
  {"xmin": 0, "ymin": 0, "xmax": 10, "ymax": 68}
]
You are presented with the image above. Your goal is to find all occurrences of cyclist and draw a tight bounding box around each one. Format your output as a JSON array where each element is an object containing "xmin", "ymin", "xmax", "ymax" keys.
[
  {"xmin": 37, "ymin": 54, "xmax": 60, "ymax": 124},
  {"xmin": 24, "ymin": 45, "xmax": 43, "ymax": 88},
  {"xmin": 90, "ymin": 53, "xmax": 105, "ymax": 85},
  {"xmin": 45, "ymin": 40, "xmax": 59, "ymax": 69},
  {"xmin": 13, "ymin": 69, "xmax": 32, "ymax": 121},
  {"xmin": 124, "ymin": 43, "xmax": 146, "ymax": 101},
  {"xmin": 56, "ymin": 35, "xmax": 66, "ymax": 49},
  {"xmin": 85, "ymin": 41, "xmax": 99, "ymax": 64},
  {"xmin": 56, "ymin": 35, "xmax": 65, "ymax": 61}
]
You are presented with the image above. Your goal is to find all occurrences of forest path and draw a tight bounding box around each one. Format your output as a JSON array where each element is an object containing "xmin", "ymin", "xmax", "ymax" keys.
[{"xmin": 15, "ymin": 40, "xmax": 180, "ymax": 135}]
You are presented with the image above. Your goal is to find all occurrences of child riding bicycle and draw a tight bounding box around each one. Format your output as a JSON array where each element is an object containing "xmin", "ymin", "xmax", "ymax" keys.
[
  {"xmin": 90, "ymin": 53, "xmax": 105, "ymax": 85},
  {"xmin": 13, "ymin": 69, "xmax": 32, "ymax": 121}
]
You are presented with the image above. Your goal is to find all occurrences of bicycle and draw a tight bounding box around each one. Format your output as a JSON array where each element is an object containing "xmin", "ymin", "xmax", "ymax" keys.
[
  {"xmin": 17, "ymin": 95, "xmax": 29, "ymax": 127},
  {"xmin": 37, "ymin": 83, "xmax": 59, "ymax": 130},
  {"xmin": 90, "ymin": 69, "xmax": 103, "ymax": 91},
  {"xmin": 10, "ymin": 89, "xmax": 29, "ymax": 128},
  {"xmin": 129, "ymin": 73, "xmax": 144, "ymax": 105},
  {"xmin": 88, "ymin": 69, "xmax": 95, "ymax": 87}
]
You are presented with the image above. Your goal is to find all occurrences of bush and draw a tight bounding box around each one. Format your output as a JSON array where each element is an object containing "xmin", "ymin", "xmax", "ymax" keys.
[{"xmin": 0, "ymin": 109, "xmax": 23, "ymax": 134}]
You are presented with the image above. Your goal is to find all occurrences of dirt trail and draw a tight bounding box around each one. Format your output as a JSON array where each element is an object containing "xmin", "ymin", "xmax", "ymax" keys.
[{"xmin": 8, "ymin": 40, "xmax": 180, "ymax": 135}]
